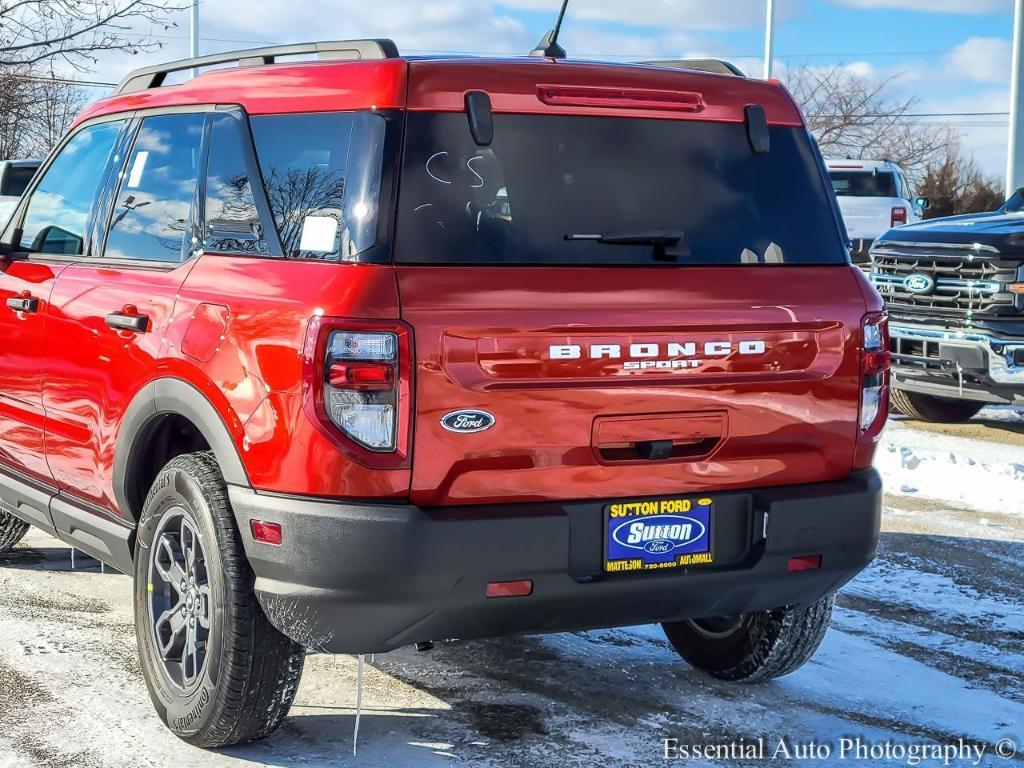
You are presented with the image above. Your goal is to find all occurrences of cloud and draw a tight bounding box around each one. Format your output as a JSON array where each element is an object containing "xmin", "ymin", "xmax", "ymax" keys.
[
  {"xmin": 495, "ymin": 0, "xmax": 772, "ymax": 30},
  {"xmin": 831, "ymin": 0, "xmax": 1009, "ymax": 13},
  {"xmin": 944, "ymin": 36, "xmax": 1011, "ymax": 83}
]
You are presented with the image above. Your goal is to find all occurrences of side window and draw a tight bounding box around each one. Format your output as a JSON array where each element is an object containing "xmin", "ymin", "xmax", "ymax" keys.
[
  {"xmin": 104, "ymin": 113, "xmax": 205, "ymax": 263},
  {"xmin": 204, "ymin": 113, "xmax": 267, "ymax": 255},
  {"xmin": 250, "ymin": 111, "xmax": 385, "ymax": 260},
  {"xmin": 19, "ymin": 121, "xmax": 124, "ymax": 255}
]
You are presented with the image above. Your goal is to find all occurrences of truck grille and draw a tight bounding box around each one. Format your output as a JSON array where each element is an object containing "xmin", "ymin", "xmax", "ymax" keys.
[{"xmin": 868, "ymin": 240, "xmax": 1019, "ymax": 327}]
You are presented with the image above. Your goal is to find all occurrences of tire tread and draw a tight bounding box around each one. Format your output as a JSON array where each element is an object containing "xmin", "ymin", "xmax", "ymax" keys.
[{"xmin": 0, "ymin": 511, "xmax": 29, "ymax": 553}]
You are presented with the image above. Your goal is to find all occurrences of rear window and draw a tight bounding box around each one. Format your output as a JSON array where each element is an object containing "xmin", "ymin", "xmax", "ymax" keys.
[
  {"xmin": 395, "ymin": 113, "xmax": 845, "ymax": 266},
  {"xmin": 830, "ymin": 170, "xmax": 897, "ymax": 198},
  {"xmin": 2, "ymin": 165, "xmax": 37, "ymax": 197},
  {"xmin": 250, "ymin": 111, "xmax": 385, "ymax": 261}
]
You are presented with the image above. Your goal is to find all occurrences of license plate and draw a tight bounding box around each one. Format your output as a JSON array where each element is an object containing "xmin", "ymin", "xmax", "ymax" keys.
[{"xmin": 604, "ymin": 496, "xmax": 714, "ymax": 573}]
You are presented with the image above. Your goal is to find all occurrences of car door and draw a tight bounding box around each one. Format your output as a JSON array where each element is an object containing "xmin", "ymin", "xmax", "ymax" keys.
[
  {"xmin": 0, "ymin": 118, "xmax": 128, "ymax": 486},
  {"xmin": 44, "ymin": 110, "xmax": 207, "ymax": 518}
]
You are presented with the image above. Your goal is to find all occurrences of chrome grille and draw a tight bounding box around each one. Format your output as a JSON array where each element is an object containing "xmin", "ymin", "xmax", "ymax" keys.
[{"xmin": 868, "ymin": 240, "xmax": 1019, "ymax": 326}]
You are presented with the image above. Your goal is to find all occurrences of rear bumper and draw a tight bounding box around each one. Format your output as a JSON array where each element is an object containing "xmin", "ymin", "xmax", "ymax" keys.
[{"xmin": 229, "ymin": 470, "xmax": 882, "ymax": 654}]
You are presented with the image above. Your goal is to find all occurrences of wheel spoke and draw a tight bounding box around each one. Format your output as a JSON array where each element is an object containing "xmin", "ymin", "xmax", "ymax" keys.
[
  {"xmin": 197, "ymin": 584, "xmax": 211, "ymax": 629},
  {"xmin": 181, "ymin": 625, "xmax": 199, "ymax": 687},
  {"xmin": 154, "ymin": 534, "xmax": 187, "ymax": 588},
  {"xmin": 181, "ymin": 518, "xmax": 198, "ymax": 578},
  {"xmin": 154, "ymin": 604, "xmax": 187, "ymax": 659}
]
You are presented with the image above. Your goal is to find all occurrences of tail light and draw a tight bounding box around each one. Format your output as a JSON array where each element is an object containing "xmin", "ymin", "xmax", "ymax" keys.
[
  {"xmin": 891, "ymin": 206, "xmax": 907, "ymax": 227},
  {"xmin": 303, "ymin": 317, "xmax": 412, "ymax": 467},
  {"xmin": 854, "ymin": 313, "xmax": 890, "ymax": 468}
]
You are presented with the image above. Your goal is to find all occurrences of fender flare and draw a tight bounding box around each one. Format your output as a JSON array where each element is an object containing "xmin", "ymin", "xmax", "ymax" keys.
[{"xmin": 113, "ymin": 378, "xmax": 250, "ymax": 518}]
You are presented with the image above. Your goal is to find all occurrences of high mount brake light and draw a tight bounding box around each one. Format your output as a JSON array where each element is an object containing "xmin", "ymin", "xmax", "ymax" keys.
[
  {"xmin": 304, "ymin": 318, "xmax": 412, "ymax": 466},
  {"xmin": 536, "ymin": 84, "xmax": 705, "ymax": 112}
]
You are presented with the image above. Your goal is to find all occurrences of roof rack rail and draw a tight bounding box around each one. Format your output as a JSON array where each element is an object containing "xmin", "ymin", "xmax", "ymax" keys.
[
  {"xmin": 640, "ymin": 59, "xmax": 746, "ymax": 77},
  {"xmin": 115, "ymin": 39, "xmax": 400, "ymax": 95}
]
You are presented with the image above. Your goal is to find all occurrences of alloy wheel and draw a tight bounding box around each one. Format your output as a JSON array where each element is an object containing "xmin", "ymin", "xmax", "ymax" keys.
[{"xmin": 148, "ymin": 508, "xmax": 212, "ymax": 692}]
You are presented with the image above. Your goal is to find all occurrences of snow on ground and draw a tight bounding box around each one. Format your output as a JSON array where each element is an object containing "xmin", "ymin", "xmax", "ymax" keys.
[
  {"xmin": 0, "ymin": 414, "xmax": 1022, "ymax": 768},
  {"xmin": 876, "ymin": 406, "xmax": 1024, "ymax": 517}
]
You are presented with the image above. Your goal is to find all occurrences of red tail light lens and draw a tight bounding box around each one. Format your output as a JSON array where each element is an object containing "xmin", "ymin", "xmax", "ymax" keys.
[
  {"xmin": 891, "ymin": 206, "xmax": 907, "ymax": 227},
  {"xmin": 856, "ymin": 314, "xmax": 890, "ymax": 467},
  {"xmin": 328, "ymin": 362, "xmax": 394, "ymax": 391},
  {"xmin": 304, "ymin": 318, "xmax": 411, "ymax": 466}
]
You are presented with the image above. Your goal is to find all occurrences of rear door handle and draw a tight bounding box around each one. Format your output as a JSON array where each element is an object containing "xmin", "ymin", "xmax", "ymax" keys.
[
  {"xmin": 6, "ymin": 296, "xmax": 39, "ymax": 313},
  {"xmin": 106, "ymin": 312, "xmax": 150, "ymax": 333}
]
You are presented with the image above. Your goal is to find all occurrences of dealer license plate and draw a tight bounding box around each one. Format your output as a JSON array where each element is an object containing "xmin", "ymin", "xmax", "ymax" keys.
[{"xmin": 604, "ymin": 496, "xmax": 714, "ymax": 573}]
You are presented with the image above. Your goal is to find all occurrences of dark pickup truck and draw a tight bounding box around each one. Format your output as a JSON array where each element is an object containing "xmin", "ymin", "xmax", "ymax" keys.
[{"xmin": 870, "ymin": 194, "xmax": 1024, "ymax": 421}]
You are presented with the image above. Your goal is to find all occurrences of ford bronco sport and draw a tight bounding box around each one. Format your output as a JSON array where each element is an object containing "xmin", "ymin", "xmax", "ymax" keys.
[
  {"xmin": 0, "ymin": 40, "xmax": 885, "ymax": 747},
  {"xmin": 871, "ymin": 193, "xmax": 1024, "ymax": 421}
]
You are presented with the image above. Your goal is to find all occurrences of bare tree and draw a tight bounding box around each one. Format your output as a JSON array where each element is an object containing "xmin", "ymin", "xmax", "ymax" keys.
[
  {"xmin": 263, "ymin": 166, "xmax": 346, "ymax": 257},
  {"xmin": 0, "ymin": 67, "xmax": 31, "ymax": 157},
  {"xmin": 783, "ymin": 65, "xmax": 956, "ymax": 185},
  {"xmin": 917, "ymin": 144, "xmax": 1004, "ymax": 219},
  {"xmin": 0, "ymin": 0, "xmax": 183, "ymax": 70},
  {"xmin": 0, "ymin": 66, "xmax": 86, "ymax": 157}
]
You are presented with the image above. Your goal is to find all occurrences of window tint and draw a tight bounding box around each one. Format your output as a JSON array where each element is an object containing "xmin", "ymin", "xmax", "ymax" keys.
[
  {"xmin": 3, "ymin": 165, "xmax": 38, "ymax": 197},
  {"xmin": 105, "ymin": 113, "xmax": 205, "ymax": 263},
  {"xmin": 20, "ymin": 121, "xmax": 124, "ymax": 255},
  {"xmin": 250, "ymin": 111, "xmax": 385, "ymax": 260},
  {"xmin": 829, "ymin": 170, "xmax": 898, "ymax": 198},
  {"xmin": 204, "ymin": 113, "xmax": 267, "ymax": 255},
  {"xmin": 396, "ymin": 113, "xmax": 845, "ymax": 266}
]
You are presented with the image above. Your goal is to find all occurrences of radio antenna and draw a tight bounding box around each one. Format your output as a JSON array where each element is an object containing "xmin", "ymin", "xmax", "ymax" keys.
[{"xmin": 530, "ymin": 0, "xmax": 570, "ymax": 59}]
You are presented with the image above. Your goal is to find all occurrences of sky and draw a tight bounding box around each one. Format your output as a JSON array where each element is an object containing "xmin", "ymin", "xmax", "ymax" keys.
[{"xmin": 75, "ymin": 0, "xmax": 1022, "ymax": 182}]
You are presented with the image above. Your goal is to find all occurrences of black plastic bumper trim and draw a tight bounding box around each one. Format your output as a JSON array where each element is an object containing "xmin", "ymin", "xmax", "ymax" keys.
[{"xmin": 229, "ymin": 470, "xmax": 882, "ymax": 654}]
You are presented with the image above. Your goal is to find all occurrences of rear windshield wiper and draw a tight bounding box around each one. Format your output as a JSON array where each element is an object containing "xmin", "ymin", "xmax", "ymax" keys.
[{"xmin": 564, "ymin": 230, "xmax": 689, "ymax": 261}]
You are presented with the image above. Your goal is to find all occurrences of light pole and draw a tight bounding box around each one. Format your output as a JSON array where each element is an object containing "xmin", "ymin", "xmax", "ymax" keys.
[
  {"xmin": 1007, "ymin": 0, "xmax": 1024, "ymax": 197},
  {"xmin": 190, "ymin": 0, "xmax": 199, "ymax": 75},
  {"xmin": 764, "ymin": 0, "xmax": 776, "ymax": 79}
]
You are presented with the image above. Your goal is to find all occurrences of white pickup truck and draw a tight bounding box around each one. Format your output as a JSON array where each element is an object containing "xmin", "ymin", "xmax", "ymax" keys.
[{"xmin": 826, "ymin": 159, "xmax": 927, "ymax": 264}]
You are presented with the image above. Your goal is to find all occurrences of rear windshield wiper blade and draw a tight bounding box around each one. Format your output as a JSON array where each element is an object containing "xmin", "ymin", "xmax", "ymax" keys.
[
  {"xmin": 565, "ymin": 230, "xmax": 684, "ymax": 246},
  {"xmin": 564, "ymin": 230, "xmax": 689, "ymax": 261}
]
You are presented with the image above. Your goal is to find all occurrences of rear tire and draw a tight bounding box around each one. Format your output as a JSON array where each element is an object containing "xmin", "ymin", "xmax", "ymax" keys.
[
  {"xmin": 662, "ymin": 593, "xmax": 835, "ymax": 682},
  {"xmin": 0, "ymin": 510, "xmax": 29, "ymax": 553},
  {"xmin": 890, "ymin": 388, "xmax": 984, "ymax": 423},
  {"xmin": 133, "ymin": 451, "xmax": 305, "ymax": 748}
]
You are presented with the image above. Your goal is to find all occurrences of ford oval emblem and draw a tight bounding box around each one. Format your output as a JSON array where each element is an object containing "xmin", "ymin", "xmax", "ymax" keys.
[
  {"xmin": 903, "ymin": 273, "xmax": 935, "ymax": 295},
  {"xmin": 441, "ymin": 410, "xmax": 495, "ymax": 434}
]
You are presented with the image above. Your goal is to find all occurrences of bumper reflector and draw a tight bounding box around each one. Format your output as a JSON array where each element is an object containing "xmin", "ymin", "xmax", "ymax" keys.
[
  {"xmin": 787, "ymin": 555, "xmax": 823, "ymax": 572},
  {"xmin": 486, "ymin": 579, "xmax": 534, "ymax": 598},
  {"xmin": 250, "ymin": 520, "xmax": 283, "ymax": 546}
]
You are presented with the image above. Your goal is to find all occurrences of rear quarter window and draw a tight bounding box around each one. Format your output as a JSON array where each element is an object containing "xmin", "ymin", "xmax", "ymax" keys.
[{"xmin": 250, "ymin": 111, "xmax": 385, "ymax": 261}]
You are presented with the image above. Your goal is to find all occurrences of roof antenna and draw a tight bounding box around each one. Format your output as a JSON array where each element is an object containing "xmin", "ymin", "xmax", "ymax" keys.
[{"xmin": 530, "ymin": 0, "xmax": 570, "ymax": 59}]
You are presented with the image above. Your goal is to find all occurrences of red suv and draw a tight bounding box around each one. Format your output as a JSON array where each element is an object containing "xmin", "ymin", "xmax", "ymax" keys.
[{"xmin": 0, "ymin": 40, "xmax": 886, "ymax": 747}]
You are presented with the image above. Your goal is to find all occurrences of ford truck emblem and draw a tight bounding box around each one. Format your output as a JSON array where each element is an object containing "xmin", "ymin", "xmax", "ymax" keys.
[
  {"xmin": 441, "ymin": 410, "xmax": 495, "ymax": 433},
  {"xmin": 903, "ymin": 273, "xmax": 935, "ymax": 295}
]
